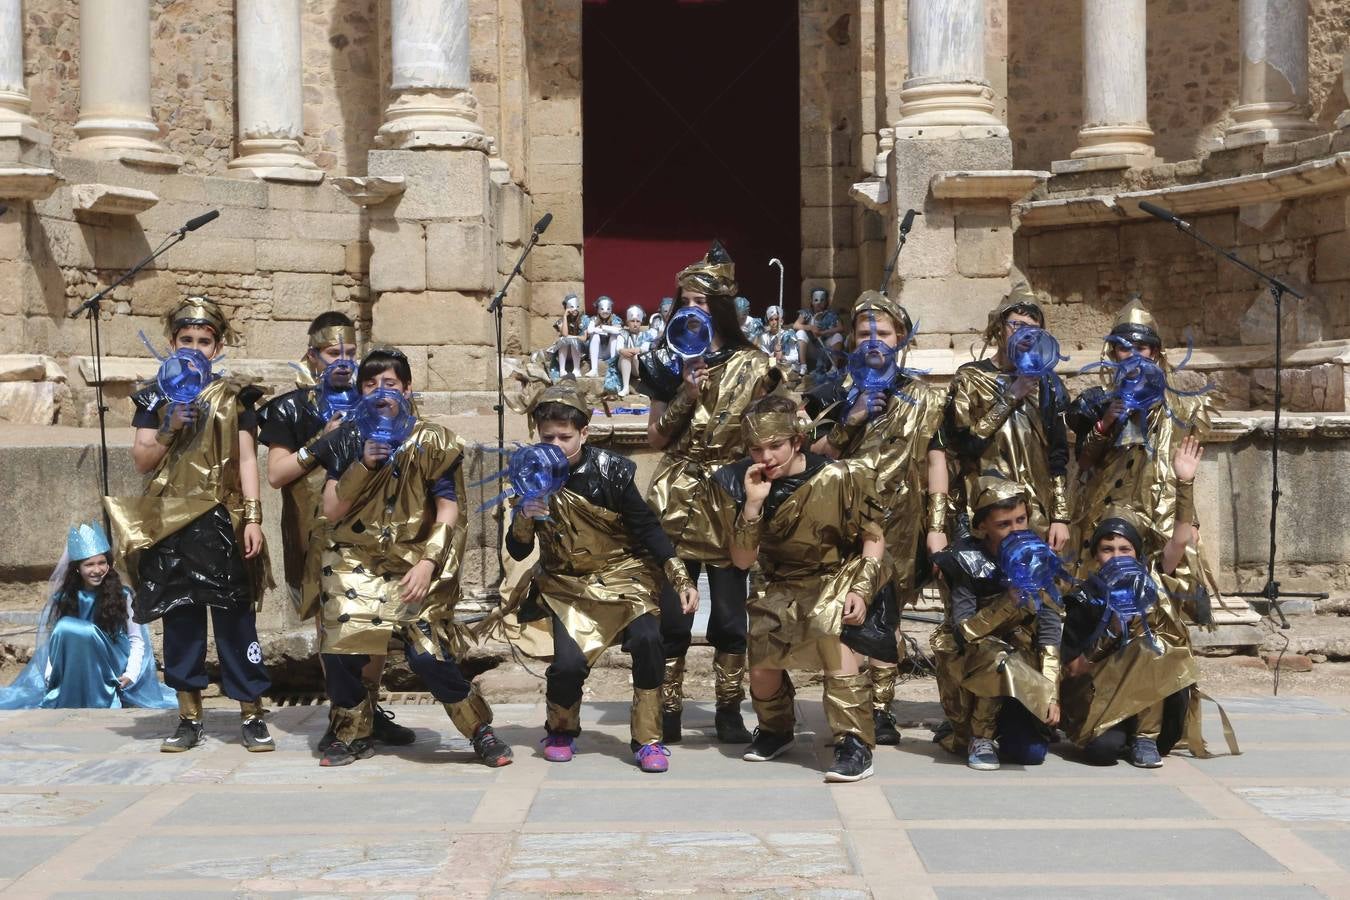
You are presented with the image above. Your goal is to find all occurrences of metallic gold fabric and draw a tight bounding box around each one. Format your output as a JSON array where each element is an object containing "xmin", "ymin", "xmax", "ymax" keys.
[
  {"xmin": 655, "ymin": 387, "xmax": 698, "ymax": 439},
  {"xmin": 662, "ymin": 557, "xmax": 695, "ymax": 595},
  {"xmin": 870, "ymin": 663, "xmax": 897, "ymax": 710},
  {"xmin": 926, "ymin": 492, "xmax": 951, "ymax": 536},
  {"xmin": 823, "ymin": 672, "xmax": 875, "ymax": 746},
  {"xmin": 444, "ymin": 687, "xmax": 492, "ymax": 739},
  {"xmin": 546, "ymin": 699, "xmax": 582, "ymax": 736},
  {"xmin": 848, "ymin": 556, "xmax": 883, "ymax": 604},
  {"xmin": 676, "ymin": 241, "xmax": 737, "ymax": 297},
  {"xmin": 713, "ymin": 651, "xmax": 747, "ymax": 707},
  {"xmin": 332, "ymin": 698, "xmax": 374, "ymax": 744},
  {"xmin": 282, "ymin": 459, "xmax": 330, "ymax": 620},
  {"xmin": 743, "ymin": 411, "xmax": 808, "ymax": 444},
  {"xmin": 1183, "ymin": 687, "xmax": 1242, "ymax": 759},
  {"xmin": 647, "ymin": 348, "xmax": 776, "ymax": 562},
  {"xmin": 176, "ymin": 689, "xmax": 203, "ymax": 722},
  {"xmin": 1175, "ymin": 479, "xmax": 1197, "ymax": 527},
  {"xmin": 239, "ymin": 699, "xmax": 265, "ymax": 721},
  {"xmin": 165, "ymin": 296, "xmax": 232, "ymax": 342},
  {"xmin": 242, "ymin": 497, "xmax": 262, "ymax": 525},
  {"xmin": 852, "ymin": 290, "xmax": 913, "ymax": 335},
  {"xmin": 1050, "ymin": 474, "xmax": 1071, "ymax": 523},
  {"xmin": 751, "ymin": 674, "xmax": 795, "ymax": 734},
  {"xmin": 930, "ymin": 627, "xmax": 973, "ymax": 753},
  {"xmin": 309, "ymin": 325, "xmax": 357, "ymax": 350},
  {"xmin": 106, "ymin": 378, "xmax": 271, "ymax": 605},
  {"xmin": 631, "ymin": 688, "xmax": 662, "ymax": 745},
  {"xmin": 731, "ymin": 512, "xmax": 763, "ymax": 554},
  {"xmin": 661, "ymin": 657, "xmax": 686, "ymax": 714},
  {"xmin": 319, "ymin": 421, "xmax": 469, "ymax": 658},
  {"xmin": 948, "ymin": 365, "xmax": 1057, "ymax": 537},
  {"xmin": 1135, "ymin": 699, "xmax": 1164, "ymax": 740}
]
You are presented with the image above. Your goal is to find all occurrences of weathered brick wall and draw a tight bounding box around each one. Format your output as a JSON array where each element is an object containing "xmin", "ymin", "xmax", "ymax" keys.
[{"xmin": 1008, "ymin": 0, "xmax": 1350, "ymax": 171}]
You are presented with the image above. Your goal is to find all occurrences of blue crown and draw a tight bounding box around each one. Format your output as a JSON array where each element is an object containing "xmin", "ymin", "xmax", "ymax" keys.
[{"xmin": 67, "ymin": 522, "xmax": 111, "ymax": 562}]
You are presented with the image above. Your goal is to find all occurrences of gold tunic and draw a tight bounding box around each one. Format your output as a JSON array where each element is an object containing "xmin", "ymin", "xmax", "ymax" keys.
[
  {"xmin": 647, "ymin": 348, "xmax": 776, "ymax": 560},
  {"xmin": 506, "ymin": 487, "xmax": 659, "ymax": 666},
  {"xmin": 711, "ymin": 458, "xmax": 885, "ymax": 670},
  {"xmin": 931, "ymin": 603, "xmax": 1059, "ymax": 726},
  {"xmin": 320, "ymin": 421, "xmax": 468, "ymax": 658},
  {"xmin": 106, "ymin": 377, "xmax": 271, "ymax": 604}
]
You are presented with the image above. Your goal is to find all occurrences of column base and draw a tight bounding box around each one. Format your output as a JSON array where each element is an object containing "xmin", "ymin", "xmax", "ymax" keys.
[
  {"xmin": 896, "ymin": 80, "xmax": 1003, "ymax": 129},
  {"xmin": 228, "ymin": 138, "xmax": 324, "ymax": 184},
  {"xmin": 1051, "ymin": 153, "xmax": 1157, "ymax": 175},
  {"xmin": 1069, "ymin": 123, "xmax": 1156, "ymax": 161},
  {"xmin": 72, "ymin": 117, "xmax": 181, "ymax": 168},
  {"xmin": 376, "ymin": 89, "xmax": 492, "ymax": 152},
  {"xmin": 1223, "ymin": 102, "xmax": 1318, "ymax": 147}
]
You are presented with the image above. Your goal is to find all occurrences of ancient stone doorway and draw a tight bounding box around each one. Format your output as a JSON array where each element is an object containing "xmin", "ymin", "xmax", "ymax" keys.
[{"xmin": 581, "ymin": 0, "xmax": 801, "ymax": 315}]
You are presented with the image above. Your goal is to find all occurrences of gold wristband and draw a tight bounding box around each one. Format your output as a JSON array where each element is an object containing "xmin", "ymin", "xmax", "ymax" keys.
[
  {"xmin": 242, "ymin": 498, "xmax": 263, "ymax": 525},
  {"xmin": 731, "ymin": 511, "xmax": 763, "ymax": 554},
  {"xmin": 972, "ymin": 395, "xmax": 1016, "ymax": 441},
  {"xmin": 1040, "ymin": 643, "xmax": 1062, "ymax": 683},
  {"xmin": 1051, "ymin": 473, "xmax": 1072, "ymax": 523},
  {"xmin": 926, "ymin": 491, "xmax": 950, "ymax": 535},
  {"xmin": 420, "ymin": 521, "xmax": 453, "ymax": 572},
  {"xmin": 849, "ymin": 555, "xmax": 883, "ymax": 602},
  {"xmin": 1175, "ymin": 478, "xmax": 1197, "ymax": 527},
  {"xmin": 663, "ymin": 557, "xmax": 695, "ymax": 595}
]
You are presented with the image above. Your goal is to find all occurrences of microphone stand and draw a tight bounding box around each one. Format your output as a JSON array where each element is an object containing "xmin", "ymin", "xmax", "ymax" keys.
[
  {"xmin": 69, "ymin": 230, "xmax": 189, "ymax": 514},
  {"xmin": 880, "ymin": 209, "xmax": 918, "ymax": 294},
  {"xmin": 486, "ymin": 223, "xmax": 545, "ymax": 590},
  {"xmin": 1154, "ymin": 211, "xmax": 1324, "ymax": 628}
]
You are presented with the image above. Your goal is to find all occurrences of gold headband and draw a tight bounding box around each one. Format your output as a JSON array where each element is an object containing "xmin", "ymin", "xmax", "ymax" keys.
[
  {"xmin": 164, "ymin": 296, "xmax": 230, "ymax": 342},
  {"xmin": 743, "ymin": 411, "xmax": 810, "ymax": 445},
  {"xmin": 309, "ymin": 325, "xmax": 358, "ymax": 351},
  {"xmin": 972, "ymin": 474, "xmax": 1027, "ymax": 513},
  {"xmin": 676, "ymin": 241, "xmax": 737, "ymax": 298},
  {"xmin": 535, "ymin": 383, "xmax": 592, "ymax": 418},
  {"xmin": 852, "ymin": 290, "xmax": 913, "ymax": 336}
]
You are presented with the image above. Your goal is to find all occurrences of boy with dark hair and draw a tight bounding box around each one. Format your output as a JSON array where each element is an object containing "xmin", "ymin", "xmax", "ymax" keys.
[
  {"xmin": 504, "ymin": 384, "xmax": 699, "ymax": 772},
  {"xmin": 257, "ymin": 312, "xmax": 414, "ymax": 750},
  {"xmin": 310, "ymin": 348, "xmax": 511, "ymax": 768},
  {"xmin": 106, "ymin": 296, "xmax": 273, "ymax": 753},
  {"xmin": 929, "ymin": 474, "xmax": 1064, "ymax": 771}
]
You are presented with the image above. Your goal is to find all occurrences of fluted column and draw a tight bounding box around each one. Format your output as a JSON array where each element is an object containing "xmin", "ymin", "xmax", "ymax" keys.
[
  {"xmin": 228, "ymin": 0, "xmax": 321, "ymax": 182},
  {"xmin": 1225, "ymin": 0, "xmax": 1316, "ymax": 145},
  {"xmin": 377, "ymin": 0, "xmax": 491, "ymax": 151},
  {"xmin": 72, "ymin": 0, "xmax": 175, "ymax": 161},
  {"xmin": 1071, "ymin": 0, "xmax": 1155, "ymax": 161},
  {"xmin": 0, "ymin": 0, "xmax": 39, "ymax": 133},
  {"xmin": 895, "ymin": 0, "xmax": 1002, "ymax": 130}
]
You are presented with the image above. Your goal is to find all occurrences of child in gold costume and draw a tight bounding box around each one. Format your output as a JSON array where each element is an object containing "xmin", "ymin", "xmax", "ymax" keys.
[
  {"xmin": 107, "ymin": 297, "xmax": 273, "ymax": 753},
  {"xmin": 808, "ymin": 291, "xmax": 949, "ymax": 746},
  {"xmin": 640, "ymin": 241, "xmax": 779, "ymax": 745},
  {"xmin": 310, "ymin": 349, "xmax": 512, "ymax": 768},
  {"xmin": 706, "ymin": 394, "xmax": 887, "ymax": 783},
  {"xmin": 929, "ymin": 475, "xmax": 1064, "ymax": 771},
  {"xmin": 503, "ymin": 384, "xmax": 699, "ymax": 773}
]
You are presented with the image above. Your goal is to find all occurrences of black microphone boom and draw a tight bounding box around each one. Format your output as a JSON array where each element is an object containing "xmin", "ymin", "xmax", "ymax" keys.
[
  {"xmin": 533, "ymin": 212, "xmax": 553, "ymax": 236},
  {"xmin": 881, "ymin": 208, "xmax": 920, "ymax": 294},
  {"xmin": 1136, "ymin": 200, "xmax": 1189, "ymax": 228},
  {"xmin": 899, "ymin": 208, "xmax": 917, "ymax": 236},
  {"xmin": 181, "ymin": 209, "xmax": 220, "ymax": 233}
]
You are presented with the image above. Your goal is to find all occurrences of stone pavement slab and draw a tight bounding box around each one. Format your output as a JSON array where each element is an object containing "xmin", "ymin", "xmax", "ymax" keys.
[{"xmin": 1, "ymin": 694, "xmax": 1348, "ymax": 897}]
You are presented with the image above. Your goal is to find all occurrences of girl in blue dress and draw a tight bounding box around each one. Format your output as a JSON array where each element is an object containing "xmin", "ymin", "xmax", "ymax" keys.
[{"xmin": 0, "ymin": 522, "xmax": 176, "ymax": 710}]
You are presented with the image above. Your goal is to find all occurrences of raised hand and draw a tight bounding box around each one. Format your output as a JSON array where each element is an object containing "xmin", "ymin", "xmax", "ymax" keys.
[{"xmin": 1173, "ymin": 433, "xmax": 1204, "ymax": 483}]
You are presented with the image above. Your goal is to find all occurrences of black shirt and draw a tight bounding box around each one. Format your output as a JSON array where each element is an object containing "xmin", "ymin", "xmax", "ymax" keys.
[
  {"xmin": 257, "ymin": 386, "xmax": 326, "ymax": 451},
  {"xmin": 131, "ymin": 382, "xmax": 260, "ymax": 432},
  {"xmin": 935, "ymin": 535, "xmax": 1063, "ymax": 649},
  {"xmin": 312, "ymin": 420, "xmax": 458, "ymax": 502}
]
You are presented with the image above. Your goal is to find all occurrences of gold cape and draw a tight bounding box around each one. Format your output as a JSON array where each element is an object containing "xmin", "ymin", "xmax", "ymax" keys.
[
  {"xmin": 319, "ymin": 421, "xmax": 469, "ymax": 658},
  {"xmin": 946, "ymin": 363, "xmax": 1063, "ymax": 535},
  {"xmin": 932, "ymin": 613, "xmax": 1058, "ymax": 726},
  {"xmin": 833, "ymin": 377, "xmax": 946, "ymax": 596},
  {"xmin": 105, "ymin": 377, "xmax": 271, "ymax": 605},
  {"xmin": 647, "ymin": 348, "xmax": 776, "ymax": 560},
  {"xmin": 712, "ymin": 458, "xmax": 886, "ymax": 670}
]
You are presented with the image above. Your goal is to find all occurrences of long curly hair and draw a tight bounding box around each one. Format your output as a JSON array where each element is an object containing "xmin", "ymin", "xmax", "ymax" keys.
[{"xmin": 48, "ymin": 554, "xmax": 130, "ymax": 638}]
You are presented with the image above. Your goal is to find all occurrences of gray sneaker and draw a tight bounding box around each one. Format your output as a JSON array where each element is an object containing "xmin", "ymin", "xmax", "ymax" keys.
[
  {"xmin": 967, "ymin": 736, "xmax": 1000, "ymax": 771},
  {"xmin": 1130, "ymin": 736, "xmax": 1163, "ymax": 768}
]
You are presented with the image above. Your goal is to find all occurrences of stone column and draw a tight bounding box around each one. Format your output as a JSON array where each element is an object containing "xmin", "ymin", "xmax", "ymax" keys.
[
  {"xmin": 1225, "ymin": 0, "xmax": 1316, "ymax": 145},
  {"xmin": 72, "ymin": 0, "xmax": 176, "ymax": 162},
  {"xmin": 227, "ymin": 0, "xmax": 321, "ymax": 183},
  {"xmin": 377, "ymin": 0, "xmax": 491, "ymax": 151},
  {"xmin": 895, "ymin": 0, "xmax": 1002, "ymax": 132},
  {"xmin": 0, "ymin": 0, "xmax": 39, "ymax": 132},
  {"xmin": 1068, "ymin": 0, "xmax": 1155, "ymax": 165}
]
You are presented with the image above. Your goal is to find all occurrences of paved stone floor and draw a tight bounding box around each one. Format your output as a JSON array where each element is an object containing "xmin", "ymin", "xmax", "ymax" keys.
[{"xmin": 1, "ymin": 693, "xmax": 1348, "ymax": 898}]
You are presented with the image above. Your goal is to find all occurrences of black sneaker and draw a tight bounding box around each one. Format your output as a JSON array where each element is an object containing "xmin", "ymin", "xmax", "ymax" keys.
[
  {"xmin": 241, "ymin": 717, "xmax": 276, "ymax": 753},
  {"xmin": 320, "ymin": 736, "xmax": 374, "ymax": 767},
  {"xmin": 873, "ymin": 709, "xmax": 901, "ymax": 746},
  {"xmin": 662, "ymin": 709, "xmax": 682, "ymax": 744},
  {"xmin": 825, "ymin": 734, "xmax": 874, "ymax": 783},
  {"xmin": 317, "ymin": 722, "xmax": 339, "ymax": 754},
  {"xmin": 741, "ymin": 728, "xmax": 794, "ymax": 762},
  {"xmin": 160, "ymin": 718, "xmax": 204, "ymax": 753},
  {"xmin": 931, "ymin": 719, "xmax": 954, "ymax": 743},
  {"xmin": 471, "ymin": 724, "xmax": 514, "ymax": 767},
  {"xmin": 714, "ymin": 705, "xmax": 753, "ymax": 744},
  {"xmin": 372, "ymin": 705, "xmax": 417, "ymax": 746}
]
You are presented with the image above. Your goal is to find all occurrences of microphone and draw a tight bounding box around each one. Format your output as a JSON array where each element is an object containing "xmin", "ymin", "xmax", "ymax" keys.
[
  {"xmin": 0, "ymin": 204, "xmax": 9, "ymax": 218},
  {"xmin": 533, "ymin": 212, "xmax": 553, "ymax": 236},
  {"xmin": 178, "ymin": 209, "xmax": 220, "ymax": 234},
  {"xmin": 1137, "ymin": 201, "xmax": 1190, "ymax": 229},
  {"xmin": 899, "ymin": 208, "xmax": 918, "ymax": 235}
]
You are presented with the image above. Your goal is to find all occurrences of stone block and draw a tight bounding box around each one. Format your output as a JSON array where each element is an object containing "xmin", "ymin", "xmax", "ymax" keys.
[
  {"xmin": 530, "ymin": 162, "xmax": 581, "ymax": 196},
  {"xmin": 1120, "ymin": 221, "xmax": 1193, "ymax": 261},
  {"xmin": 257, "ymin": 238, "xmax": 345, "ymax": 274},
  {"xmin": 271, "ymin": 272, "xmax": 334, "ymax": 321},
  {"xmin": 243, "ymin": 319, "xmax": 311, "ymax": 359},
  {"xmin": 496, "ymin": 182, "xmax": 529, "ymax": 247},
  {"xmin": 525, "ymin": 243, "xmax": 583, "ymax": 283},
  {"xmin": 892, "ymin": 276, "xmax": 1007, "ymax": 334},
  {"xmin": 1250, "ymin": 364, "xmax": 1345, "ymax": 412},
  {"xmin": 126, "ymin": 269, "xmax": 183, "ymax": 317},
  {"xmin": 425, "ymin": 344, "xmax": 495, "ymax": 392},
  {"xmin": 800, "ymin": 246, "xmax": 859, "ymax": 278},
  {"xmin": 344, "ymin": 240, "xmax": 371, "ymax": 275},
  {"xmin": 368, "ymin": 149, "xmax": 492, "ymax": 221},
  {"xmin": 371, "ymin": 291, "xmax": 491, "ymax": 346},
  {"xmin": 954, "ymin": 209, "xmax": 1013, "ymax": 278},
  {"xmin": 0, "ymin": 381, "xmax": 63, "ymax": 425},
  {"xmin": 369, "ymin": 219, "xmax": 426, "ymax": 294},
  {"xmin": 35, "ymin": 219, "xmax": 96, "ymax": 268},
  {"xmin": 267, "ymin": 182, "xmax": 348, "ymax": 213},
  {"xmin": 286, "ymin": 210, "xmax": 364, "ymax": 243},
  {"xmin": 531, "ymin": 192, "xmax": 583, "ymax": 245},
  {"xmin": 533, "ymin": 136, "xmax": 582, "ymax": 166},
  {"xmin": 1028, "ymin": 227, "xmax": 1118, "ymax": 267},
  {"xmin": 160, "ymin": 236, "xmax": 257, "ymax": 274},
  {"xmin": 426, "ymin": 221, "xmax": 496, "ymax": 293},
  {"xmin": 801, "ymin": 205, "xmax": 853, "ymax": 249},
  {"xmin": 528, "ymin": 99, "xmax": 582, "ymax": 137},
  {"xmin": 529, "ymin": 281, "xmax": 585, "ymax": 317},
  {"xmin": 203, "ymin": 175, "xmax": 268, "ymax": 209},
  {"xmin": 1315, "ymin": 230, "xmax": 1350, "ymax": 283},
  {"xmin": 1038, "ymin": 263, "xmax": 1099, "ymax": 306}
]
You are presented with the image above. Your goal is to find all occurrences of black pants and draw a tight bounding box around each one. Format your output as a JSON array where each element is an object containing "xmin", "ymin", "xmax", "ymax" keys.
[
  {"xmin": 323, "ymin": 643, "xmax": 472, "ymax": 709},
  {"xmin": 160, "ymin": 603, "xmax": 270, "ymax": 702},
  {"xmin": 1083, "ymin": 686, "xmax": 1191, "ymax": 763},
  {"xmin": 659, "ymin": 561, "xmax": 748, "ymax": 658},
  {"xmin": 546, "ymin": 612, "xmax": 663, "ymax": 711}
]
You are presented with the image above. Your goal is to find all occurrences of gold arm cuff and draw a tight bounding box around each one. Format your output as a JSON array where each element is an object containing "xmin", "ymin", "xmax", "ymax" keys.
[
  {"xmin": 926, "ymin": 491, "xmax": 950, "ymax": 535},
  {"xmin": 335, "ymin": 462, "xmax": 375, "ymax": 504},
  {"xmin": 296, "ymin": 432, "xmax": 326, "ymax": 472},
  {"xmin": 509, "ymin": 510, "xmax": 536, "ymax": 544},
  {"xmin": 656, "ymin": 387, "xmax": 698, "ymax": 438},
  {"xmin": 849, "ymin": 555, "xmax": 883, "ymax": 602},
  {"xmin": 242, "ymin": 498, "xmax": 263, "ymax": 525},
  {"xmin": 663, "ymin": 557, "xmax": 695, "ymax": 594},
  {"xmin": 1175, "ymin": 478, "xmax": 1197, "ymax": 527},
  {"xmin": 1040, "ymin": 643, "xmax": 1062, "ymax": 683},
  {"xmin": 731, "ymin": 511, "xmax": 763, "ymax": 554},
  {"xmin": 971, "ymin": 395, "xmax": 1016, "ymax": 441},
  {"xmin": 1051, "ymin": 474, "xmax": 1072, "ymax": 523},
  {"xmin": 420, "ymin": 521, "xmax": 454, "ymax": 572}
]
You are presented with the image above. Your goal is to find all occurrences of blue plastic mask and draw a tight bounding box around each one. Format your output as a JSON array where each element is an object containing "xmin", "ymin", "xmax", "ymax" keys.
[
  {"xmin": 665, "ymin": 306, "xmax": 714, "ymax": 372},
  {"xmin": 1006, "ymin": 326, "xmax": 1067, "ymax": 379},
  {"xmin": 998, "ymin": 529, "xmax": 1071, "ymax": 611},
  {"xmin": 317, "ymin": 358, "xmax": 359, "ymax": 419},
  {"xmin": 156, "ymin": 348, "xmax": 213, "ymax": 404},
  {"xmin": 1085, "ymin": 554, "xmax": 1162, "ymax": 655},
  {"xmin": 509, "ymin": 442, "xmax": 569, "ymax": 504},
  {"xmin": 350, "ymin": 388, "xmax": 416, "ymax": 452}
]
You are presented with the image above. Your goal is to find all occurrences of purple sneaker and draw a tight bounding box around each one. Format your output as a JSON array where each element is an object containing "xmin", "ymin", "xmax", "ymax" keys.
[
  {"xmin": 635, "ymin": 742, "xmax": 670, "ymax": 773},
  {"xmin": 541, "ymin": 734, "xmax": 575, "ymax": 762}
]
